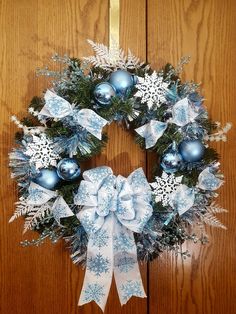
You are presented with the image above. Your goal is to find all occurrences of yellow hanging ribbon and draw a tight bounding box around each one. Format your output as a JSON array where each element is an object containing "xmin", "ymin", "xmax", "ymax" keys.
[{"xmin": 109, "ymin": 0, "xmax": 120, "ymax": 49}]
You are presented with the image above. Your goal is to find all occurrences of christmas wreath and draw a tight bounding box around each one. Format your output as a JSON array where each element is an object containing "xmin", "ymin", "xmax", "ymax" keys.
[{"xmin": 9, "ymin": 40, "xmax": 231, "ymax": 311}]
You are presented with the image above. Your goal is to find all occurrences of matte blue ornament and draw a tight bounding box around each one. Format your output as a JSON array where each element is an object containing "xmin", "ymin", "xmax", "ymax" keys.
[
  {"xmin": 179, "ymin": 139, "xmax": 205, "ymax": 162},
  {"xmin": 161, "ymin": 142, "xmax": 183, "ymax": 173},
  {"xmin": 33, "ymin": 168, "xmax": 61, "ymax": 190},
  {"xmin": 94, "ymin": 82, "xmax": 116, "ymax": 105},
  {"xmin": 109, "ymin": 70, "xmax": 134, "ymax": 95},
  {"xmin": 57, "ymin": 158, "xmax": 81, "ymax": 181}
]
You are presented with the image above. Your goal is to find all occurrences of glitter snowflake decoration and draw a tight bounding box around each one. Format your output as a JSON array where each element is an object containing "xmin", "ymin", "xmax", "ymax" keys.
[
  {"xmin": 150, "ymin": 172, "xmax": 183, "ymax": 206},
  {"xmin": 83, "ymin": 283, "xmax": 105, "ymax": 303},
  {"xmin": 87, "ymin": 253, "xmax": 110, "ymax": 277},
  {"xmin": 24, "ymin": 133, "xmax": 59, "ymax": 169},
  {"xmin": 134, "ymin": 71, "xmax": 169, "ymax": 109},
  {"xmin": 91, "ymin": 229, "xmax": 109, "ymax": 249},
  {"xmin": 115, "ymin": 255, "xmax": 135, "ymax": 273},
  {"xmin": 113, "ymin": 232, "xmax": 134, "ymax": 252}
]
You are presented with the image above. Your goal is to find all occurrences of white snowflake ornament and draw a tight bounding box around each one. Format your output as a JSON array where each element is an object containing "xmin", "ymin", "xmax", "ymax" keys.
[
  {"xmin": 134, "ymin": 71, "xmax": 169, "ymax": 109},
  {"xmin": 150, "ymin": 172, "xmax": 183, "ymax": 206},
  {"xmin": 25, "ymin": 133, "xmax": 59, "ymax": 169}
]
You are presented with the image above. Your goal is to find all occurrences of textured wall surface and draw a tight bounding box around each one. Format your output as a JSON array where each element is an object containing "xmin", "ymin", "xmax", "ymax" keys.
[{"xmin": 0, "ymin": 1, "xmax": 235, "ymax": 313}]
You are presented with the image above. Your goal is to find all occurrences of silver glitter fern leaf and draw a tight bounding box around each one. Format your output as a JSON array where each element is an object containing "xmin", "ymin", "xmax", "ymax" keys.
[
  {"xmin": 84, "ymin": 39, "xmax": 147, "ymax": 71},
  {"xmin": 199, "ymin": 202, "xmax": 227, "ymax": 229},
  {"xmin": 9, "ymin": 197, "xmax": 32, "ymax": 222},
  {"xmin": 23, "ymin": 204, "xmax": 52, "ymax": 234},
  {"xmin": 206, "ymin": 202, "xmax": 227, "ymax": 214},
  {"xmin": 200, "ymin": 212, "xmax": 227, "ymax": 229},
  {"xmin": 9, "ymin": 197, "xmax": 52, "ymax": 233}
]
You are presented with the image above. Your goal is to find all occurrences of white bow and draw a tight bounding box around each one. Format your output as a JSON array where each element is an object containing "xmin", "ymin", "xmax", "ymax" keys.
[
  {"xmin": 74, "ymin": 166, "xmax": 153, "ymax": 311},
  {"xmin": 40, "ymin": 90, "xmax": 108, "ymax": 140}
]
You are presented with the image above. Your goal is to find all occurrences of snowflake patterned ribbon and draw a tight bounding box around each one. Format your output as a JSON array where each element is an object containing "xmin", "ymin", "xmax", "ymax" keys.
[
  {"xmin": 171, "ymin": 97, "xmax": 199, "ymax": 127},
  {"xmin": 135, "ymin": 120, "xmax": 168, "ymax": 149},
  {"xmin": 197, "ymin": 167, "xmax": 224, "ymax": 191},
  {"xmin": 169, "ymin": 184, "xmax": 195, "ymax": 216},
  {"xmin": 27, "ymin": 182, "xmax": 74, "ymax": 225},
  {"xmin": 74, "ymin": 166, "xmax": 153, "ymax": 311},
  {"xmin": 40, "ymin": 90, "xmax": 108, "ymax": 140}
]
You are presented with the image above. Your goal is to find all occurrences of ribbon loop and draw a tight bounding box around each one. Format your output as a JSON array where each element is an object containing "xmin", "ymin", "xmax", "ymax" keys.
[
  {"xmin": 74, "ymin": 108, "xmax": 107, "ymax": 140},
  {"xmin": 171, "ymin": 97, "xmax": 199, "ymax": 126},
  {"xmin": 27, "ymin": 182, "xmax": 58, "ymax": 205},
  {"xmin": 135, "ymin": 120, "xmax": 167, "ymax": 149},
  {"xmin": 41, "ymin": 90, "xmax": 73, "ymax": 118},
  {"xmin": 74, "ymin": 166, "xmax": 152, "ymax": 311},
  {"xmin": 27, "ymin": 182, "xmax": 74, "ymax": 225}
]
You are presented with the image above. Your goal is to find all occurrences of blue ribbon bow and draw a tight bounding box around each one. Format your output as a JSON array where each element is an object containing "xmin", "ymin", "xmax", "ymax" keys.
[{"xmin": 40, "ymin": 90, "xmax": 108, "ymax": 140}]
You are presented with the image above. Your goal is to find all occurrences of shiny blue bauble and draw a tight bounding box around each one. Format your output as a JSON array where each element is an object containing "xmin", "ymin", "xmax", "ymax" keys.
[
  {"xmin": 94, "ymin": 82, "xmax": 116, "ymax": 105},
  {"xmin": 179, "ymin": 139, "xmax": 205, "ymax": 162},
  {"xmin": 109, "ymin": 70, "xmax": 134, "ymax": 95},
  {"xmin": 57, "ymin": 158, "xmax": 81, "ymax": 181},
  {"xmin": 33, "ymin": 168, "xmax": 61, "ymax": 190},
  {"xmin": 161, "ymin": 143, "xmax": 183, "ymax": 173}
]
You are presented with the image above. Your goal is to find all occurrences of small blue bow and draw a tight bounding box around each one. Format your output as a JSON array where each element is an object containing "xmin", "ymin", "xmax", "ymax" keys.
[{"xmin": 40, "ymin": 90, "xmax": 108, "ymax": 140}]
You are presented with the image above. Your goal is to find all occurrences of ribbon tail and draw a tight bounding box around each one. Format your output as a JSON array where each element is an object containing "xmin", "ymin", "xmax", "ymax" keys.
[
  {"xmin": 75, "ymin": 108, "xmax": 108, "ymax": 140},
  {"xmin": 78, "ymin": 214, "xmax": 114, "ymax": 312},
  {"xmin": 113, "ymin": 222, "xmax": 146, "ymax": 305}
]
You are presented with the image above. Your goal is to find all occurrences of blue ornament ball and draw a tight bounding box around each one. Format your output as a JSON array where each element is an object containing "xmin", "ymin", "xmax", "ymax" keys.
[
  {"xmin": 57, "ymin": 158, "xmax": 81, "ymax": 181},
  {"xmin": 94, "ymin": 82, "xmax": 116, "ymax": 105},
  {"xmin": 33, "ymin": 168, "xmax": 61, "ymax": 190},
  {"xmin": 179, "ymin": 139, "xmax": 205, "ymax": 162},
  {"xmin": 161, "ymin": 142, "xmax": 183, "ymax": 173},
  {"xmin": 109, "ymin": 70, "xmax": 134, "ymax": 95}
]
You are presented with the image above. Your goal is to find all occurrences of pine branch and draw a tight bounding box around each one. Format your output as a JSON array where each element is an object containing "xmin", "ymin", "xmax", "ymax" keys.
[
  {"xmin": 202, "ymin": 147, "xmax": 220, "ymax": 164},
  {"xmin": 98, "ymin": 96, "xmax": 140, "ymax": 122},
  {"xmin": 29, "ymin": 96, "xmax": 44, "ymax": 112}
]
